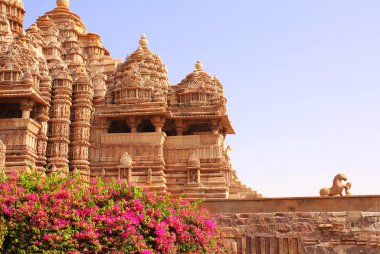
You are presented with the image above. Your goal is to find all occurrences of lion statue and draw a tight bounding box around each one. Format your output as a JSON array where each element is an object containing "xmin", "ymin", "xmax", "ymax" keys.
[{"xmin": 320, "ymin": 173, "xmax": 349, "ymax": 197}]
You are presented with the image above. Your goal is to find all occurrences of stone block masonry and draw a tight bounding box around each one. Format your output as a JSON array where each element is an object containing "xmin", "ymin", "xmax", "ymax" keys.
[{"xmin": 202, "ymin": 196, "xmax": 380, "ymax": 254}]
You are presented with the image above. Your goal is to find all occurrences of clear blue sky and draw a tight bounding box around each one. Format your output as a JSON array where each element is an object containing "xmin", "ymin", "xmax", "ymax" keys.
[{"xmin": 23, "ymin": 1, "xmax": 380, "ymax": 197}]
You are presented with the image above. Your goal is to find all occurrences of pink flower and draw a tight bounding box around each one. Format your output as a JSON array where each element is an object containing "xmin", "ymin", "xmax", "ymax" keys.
[{"xmin": 42, "ymin": 234, "xmax": 51, "ymax": 241}]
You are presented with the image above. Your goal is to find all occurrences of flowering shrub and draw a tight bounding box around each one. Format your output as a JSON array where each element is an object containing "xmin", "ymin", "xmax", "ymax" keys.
[{"xmin": 0, "ymin": 170, "xmax": 225, "ymax": 253}]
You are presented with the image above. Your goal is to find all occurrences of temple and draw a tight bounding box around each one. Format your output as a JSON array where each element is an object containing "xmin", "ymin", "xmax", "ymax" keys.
[
  {"xmin": 2, "ymin": 2, "xmax": 380, "ymax": 253},
  {"xmin": 0, "ymin": 0, "xmax": 261, "ymax": 199}
]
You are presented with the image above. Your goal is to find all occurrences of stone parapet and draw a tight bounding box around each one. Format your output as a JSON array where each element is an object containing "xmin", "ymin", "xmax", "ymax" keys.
[
  {"xmin": 202, "ymin": 196, "xmax": 380, "ymax": 253},
  {"xmin": 202, "ymin": 195, "xmax": 380, "ymax": 213},
  {"xmin": 100, "ymin": 132, "xmax": 166, "ymax": 146}
]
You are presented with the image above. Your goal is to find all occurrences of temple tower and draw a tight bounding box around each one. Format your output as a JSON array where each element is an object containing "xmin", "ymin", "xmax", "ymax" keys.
[
  {"xmin": 91, "ymin": 34, "xmax": 168, "ymax": 194},
  {"xmin": 0, "ymin": 0, "xmax": 261, "ymax": 199},
  {"xmin": 32, "ymin": 0, "xmax": 117, "ymax": 173}
]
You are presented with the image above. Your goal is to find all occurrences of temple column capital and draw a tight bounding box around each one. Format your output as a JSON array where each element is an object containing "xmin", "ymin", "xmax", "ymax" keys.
[{"xmin": 20, "ymin": 100, "xmax": 34, "ymax": 119}]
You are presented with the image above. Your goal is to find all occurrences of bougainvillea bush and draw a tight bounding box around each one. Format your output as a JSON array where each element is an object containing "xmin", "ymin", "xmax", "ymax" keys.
[{"xmin": 0, "ymin": 170, "xmax": 225, "ymax": 253}]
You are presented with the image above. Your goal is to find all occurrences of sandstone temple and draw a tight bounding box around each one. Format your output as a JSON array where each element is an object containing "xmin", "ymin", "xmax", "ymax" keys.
[
  {"xmin": 2, "ymin": 1, "xmax": 380, "ymax": 253},
  {"xmin": 0, "ymin": 0, "xmax": 260, "ymax": 200}
]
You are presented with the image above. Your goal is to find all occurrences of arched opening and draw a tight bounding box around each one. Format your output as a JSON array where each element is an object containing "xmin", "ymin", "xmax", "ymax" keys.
[
  {"xmin": 138, "ymin": 119, "xmax": 155, "ymax": 133},
  {"xmin": 108, "ymin": 120, "xmax": 131, "ymax": 133}
]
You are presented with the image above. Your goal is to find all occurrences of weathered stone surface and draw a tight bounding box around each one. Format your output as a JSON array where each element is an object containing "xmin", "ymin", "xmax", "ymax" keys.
[{"xmin": 204, "ymin": 197, "xmax": 380, "ymax": 254}]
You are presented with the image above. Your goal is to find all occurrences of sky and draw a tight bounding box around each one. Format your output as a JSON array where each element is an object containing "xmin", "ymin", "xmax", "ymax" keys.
[{"xmin": 23, "ymin": 0, "xmax": 380, "ymax": 197}]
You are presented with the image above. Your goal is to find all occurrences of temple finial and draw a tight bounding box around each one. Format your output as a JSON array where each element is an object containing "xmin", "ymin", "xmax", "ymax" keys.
[
  {"xmin": 195, "ymin": 60, "xmax": 203, "ymax": 71},
  {"xmin": 139, "ymin": 33, "xmax": 148, "ymax": 47},
  {"xmin": 56, "ymin": 0, "xmax": 70, "ymax": 8}
]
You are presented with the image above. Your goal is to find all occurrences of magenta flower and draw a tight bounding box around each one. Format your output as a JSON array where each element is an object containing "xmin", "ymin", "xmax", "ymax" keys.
[{"xmin": 0, "ymin": 170, "xmax": 225, "ymax": 253}]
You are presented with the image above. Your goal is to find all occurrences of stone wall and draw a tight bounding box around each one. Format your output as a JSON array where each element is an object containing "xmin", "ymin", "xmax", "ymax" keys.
[{"xmin": 202, "ymin": 196, "xmax": 380, "ymax": 254}]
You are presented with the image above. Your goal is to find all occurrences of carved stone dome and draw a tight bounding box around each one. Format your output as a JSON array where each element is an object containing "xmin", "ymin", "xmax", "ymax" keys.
[
  {"xmin": 112, "ymin": 34, "xmax": 169, "ymax": 104},
  {"xmin": 176, "ymin": 61, "xmax": 225, "ymax": 107}
]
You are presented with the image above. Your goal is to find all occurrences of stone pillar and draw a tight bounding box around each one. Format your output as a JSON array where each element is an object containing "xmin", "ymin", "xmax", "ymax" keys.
[
  {"xmin": 36, "ymin": 106, "xmax": 49, "ymax": 170},
  {"xmin": 211, "ymin": 119, "xmax": 220, "ymax": 135},
  {"xmin": 0, "ymin": 140, "xmax": 6, "ymax": 169},
  {"xmin": 20, "ymin": 100, "xmax": 33, "ymax": 119},
  {"xmin": 47, "ymin": 70, "xmax": 73, "ymax": 172},
  {"xmin": 151, "ymin": 116, "xmax": 165, "ymax": 133},
  {"xmin": 70, "ymin": 66, "xmax": 93, "ymax": 174},
  {"xmin": 127, "ymin": 117, "xmax": 138, "ymax": 133},
  {"xmin": 175, "ymin": 119, "xmax": 184, "ymax": 136}
]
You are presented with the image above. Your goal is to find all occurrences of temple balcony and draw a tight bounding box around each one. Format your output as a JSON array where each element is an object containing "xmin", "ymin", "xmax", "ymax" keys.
[
  {"xmin": 164, "ymin": 134, "xmax": 224, "ymax": 164},
  {"xmin": 91, "ymin": 132, "xmax": 166, "ymax": 168}
]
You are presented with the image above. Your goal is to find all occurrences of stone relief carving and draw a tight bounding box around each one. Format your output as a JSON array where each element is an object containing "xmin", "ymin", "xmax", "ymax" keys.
[
  {"xmin": 190, "ymin": 169, "xmax": 199, "ymax": 184},
  {"xmin": 120, "ymin": 151, "xmax": 132, "ymax": 168},
  {"xmin": 147, "ymin": 168, "xmax": 152, "ymax": 184},
  {"xmin": 188, "ymin": 152, "xmax": 200, "ymax": 168}
]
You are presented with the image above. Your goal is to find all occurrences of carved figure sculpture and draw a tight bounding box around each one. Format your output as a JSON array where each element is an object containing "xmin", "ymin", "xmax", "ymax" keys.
[
  {"xmin": 190, "ymin": 170, "xmax": 198, "ymax": 183},
  {"xmin": 345, "ymin": 182, "xmax": 352, "ymax": 195},
  {"xmin": 147, "ymin": 168, "xmax": 152, "ymax": 184},
  {"xmin": 320, "ymin": 173, "xmax": 349, "ymax": 197}
]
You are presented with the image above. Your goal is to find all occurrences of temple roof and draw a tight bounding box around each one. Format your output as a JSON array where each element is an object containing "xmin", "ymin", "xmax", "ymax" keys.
[
  {"xmin": 114, "ymin": 34, "xmax": 169, "ymax": 90},
  {"xmin": 178, "ymin": 60, "xmax": 223, "ymax": 91},
  {"xmin": 41, "ymin": 0, "xmax": 86, "ymax": 33}
]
